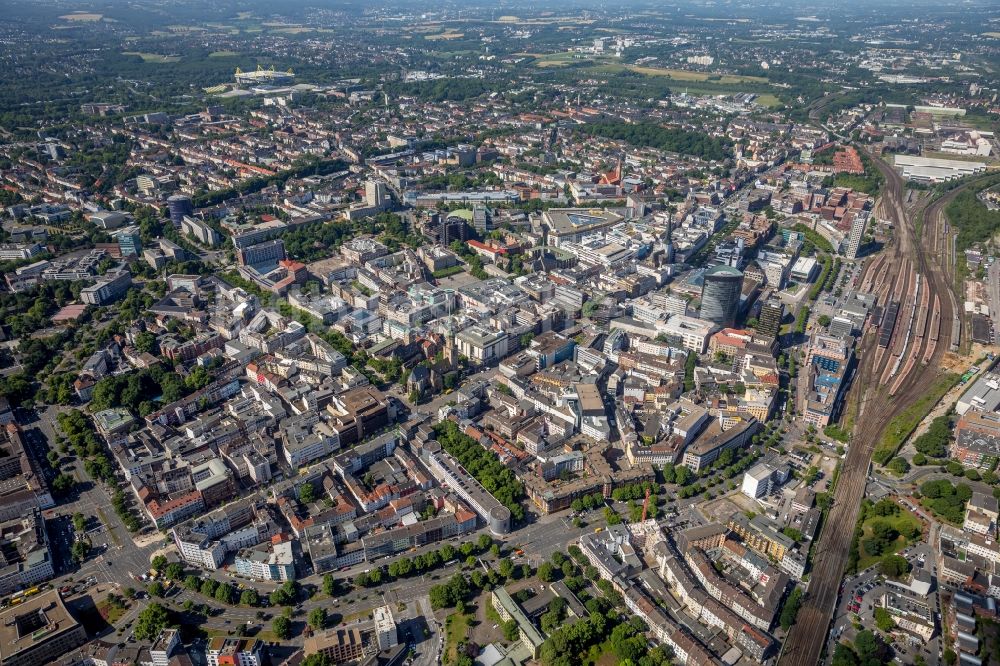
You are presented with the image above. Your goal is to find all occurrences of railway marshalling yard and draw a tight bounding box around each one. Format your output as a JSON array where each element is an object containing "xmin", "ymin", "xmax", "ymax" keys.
[{"xmin": 779, "ymin": 153, "xmax": 978, "ymax": 666}]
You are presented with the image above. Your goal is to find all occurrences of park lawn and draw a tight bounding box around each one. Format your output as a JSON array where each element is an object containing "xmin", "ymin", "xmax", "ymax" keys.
[
  {"xmin": 444, "ymin": 612, "xmax": 471, "ymax": 665},
  {"xmin": 122, "ymin": 52, "xmax": 181, "ymax": 63},
  {"xmin": 857, "ymin": 503, "xmax": 923, "ymax": 570},
  {"xmin": 872, "ymin": 372, "xmax": 961, "ymax": 465},
  {"xmin": 209, "ymin": 50, "xmax": 240, "ymax": 58}
]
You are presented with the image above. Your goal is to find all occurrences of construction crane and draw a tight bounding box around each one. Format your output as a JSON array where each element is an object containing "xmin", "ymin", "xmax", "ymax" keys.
[{"xmin": 640, "ymin": 486, "xmax": 652, "ymax": 522}]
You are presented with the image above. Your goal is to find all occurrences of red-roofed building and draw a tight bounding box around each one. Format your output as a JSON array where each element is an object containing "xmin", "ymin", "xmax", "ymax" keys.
[
  {"xmin": 709, "ymin": 328, "xmax": 753, "ymax": 356},
  {"xmin": 466, "ymin": 239, "xmax": 508, "ymax": 263},
  {"xmin": 833, "ymin": 146, "xmax": 864, "ymax": 175}
]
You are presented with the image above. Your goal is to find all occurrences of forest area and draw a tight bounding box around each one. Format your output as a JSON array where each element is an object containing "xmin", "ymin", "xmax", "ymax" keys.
[{"xmin": 577, "ymin": 121, "xmax": 732, "ymax": 162}]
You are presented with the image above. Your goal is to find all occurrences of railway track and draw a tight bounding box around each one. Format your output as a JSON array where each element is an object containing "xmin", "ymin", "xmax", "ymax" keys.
[{"xmin": 778, "ymin": 153, "xmax": 958, "ymax": 666}]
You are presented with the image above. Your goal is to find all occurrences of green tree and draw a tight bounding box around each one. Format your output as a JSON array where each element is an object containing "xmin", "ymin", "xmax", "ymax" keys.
[
  {"xmin": 308, "ymin": 607, "xmax": 327, "ymax": 630},
  {"xmin": 148, "ymin": 581, "xmax": 165, "ymax": 597},
  {"xmin": 302, "ymin": 656, "xmax": 332, "ymax": 666},
  {"xmin": 151, "ymin": 555, "xmax": 168, "ymax": 572},
  {"xmin": 499, "ymin": 558, "xmax": 514, "ymax": 579},
  {"xmin": 502, "ymin": 618, "xmax": 519, "ymax": 642},
  {"xmin": 322, "ymin": 574, "xmax": 341, "ymax": 596},
  {"xmin": 537, "ymin": 562, "xmax": 555, "ymax": 582},
  {"xmin": 164, "ymin": 562, "xmax": 185, "ymax": 581},
  {"xmin": 832, "ymin": 643, "xmax": 859, "ymax": 666},
  {"xmin": 71, "ymin": 540, "xmax": 90, "ymax": 564},
  {"xmin": 52, "ymin": 473, "xmax": 76, "ymax": 496},
  {"xmin": 200, "ymin": 578, "xmax": 218, "ymax": 597},
  {"xmin": 299, "ymin": 482, "xmax": 316, "ymax": 504},
  {"xmin": 779, "ymin": 587, "xmax": 803, "ymax": 631},
  {"xmin": 134, "ymin": 331, "xmax": 158, "ymax": 354},
  {"xmin": 214, "ymin": 582, "xmax": 234, "ymax": 605},
  {"xmin": 134, "ymin": 603, "xmax": 170, "ymax": 641},
  {"xmin": 880, "ymin": 554, "xmax": 911, "ymax": 579},
  {"xmin": 874, "ymin": 607, "xmax": 895, "ymax": 632},
  {"xmin": 240, "ymin": 589, "xmax": 259, "ymax": 606},
  {"xmin": 273, "ymin": 615, "xmax": 292, "ymax": 640}
]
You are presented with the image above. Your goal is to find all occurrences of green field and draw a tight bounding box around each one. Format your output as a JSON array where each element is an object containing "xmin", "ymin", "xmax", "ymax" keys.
[
  {"xmin": 443, "ymin": 612, "xmax": 471, "ymax": 666},
  {"xmin": 532, "ymin": 51, "xmax": 587, "ymax": 67},
  {"xmin": 538, "ymin": 55, "xmax": 772, "ymax": 85},
  {"xmin": 621, "ymin": 64, "xmax": 767, "ymax": 84},
  {"xmin": 857, "ymin": 502, "xmax": 923, "ymax": 570},
  {"xmin": 755, "ymin": 93, "xmax": 783, "ymax": 108},
  {"xmin": 209, "ymin": 51, "xmax": 240, "ymax": 58},
  {"xmin": 872, "ymin": 373, "xmax": 961, "ymax": 465},
  {"xmin": 122, "ymin": 52, "xmax": 181, "ymax": 63}
]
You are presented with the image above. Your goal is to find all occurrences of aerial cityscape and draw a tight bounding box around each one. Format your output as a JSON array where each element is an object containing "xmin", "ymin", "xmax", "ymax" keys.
[{"xmin": 0, "ymin": 0, "xmax": 999, "ymax": 665}]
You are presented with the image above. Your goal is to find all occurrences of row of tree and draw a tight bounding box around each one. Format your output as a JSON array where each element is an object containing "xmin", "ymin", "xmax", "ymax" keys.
[
  {"xmin": 354, "ymin": 534, "xmax": 496, "ymax": 587},
  {"xmin": 433, "ymin": 420, "xmax": 525, "ymax": 522}
]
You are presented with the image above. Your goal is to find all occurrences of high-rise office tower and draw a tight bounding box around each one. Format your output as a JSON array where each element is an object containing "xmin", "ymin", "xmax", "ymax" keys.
[
  {"xmin": 700, "ymin": 265, "xmax": 744, "ymax": 328},
  {"xmin": 757, "ymin": 298, "xmax": 785, "ymax": 338},
  {"xmin": 167, "ymin": 195, "xmax": 193, "ymax": 229}
]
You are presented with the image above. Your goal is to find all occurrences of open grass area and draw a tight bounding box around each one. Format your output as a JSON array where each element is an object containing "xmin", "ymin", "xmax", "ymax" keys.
[
  {"xmin": 755, "ymin": 93, "xmax": 783, "ymax": 108},
  {"xmin": 496, "ymin": 16, "xmax": 594, "ymax": 25},
  {"xmin": 444, "ymin": 612, "xmax": 471, "ymax": 666},
  {"xmin": 209, "ymin": 51, "xmax": 240, "ymax": 58},
  {"xmin": 571, "ymin": 58, "xmax": 770, "ymax": 85},
  {"xmin": 624, "ymin": 65, "xmax": 767, "ymax": 83},
  {"xmin": 95, "ymin": 598, "xmax": 128, "ymax": 624},
  {"xmin": 425, "ymin": 31, "xmax": 465, "ymax": 40},
  {"xmin": 60, "ymin": 13, "xmax": 103, "ymax": 21},
  {"xmin": 857, "ymin": 503, "xmax": 923, "ymax": 570},
  {"xmin": 432, "ymin": 265, "xmax": 466, "ymax": 279},
  {"xmin": 533, "ymin": 51, "xmax": 587, "ymax": 67},
  {"xmin": 122, "ymin": 52, "xmax": 180, "ymax": 63},
  {"xmin": 872, "ymin": 372, "xmax": 961, "ymax": 465}
]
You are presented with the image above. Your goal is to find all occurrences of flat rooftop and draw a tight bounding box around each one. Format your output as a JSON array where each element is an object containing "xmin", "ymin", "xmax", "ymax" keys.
[
  {"xmin": 0, "ymin": 590, "xmax": 81, "ymax": 662},
  {"xmin": 543, "ymin": 208, "xmax": 623, "ymax": 235}
]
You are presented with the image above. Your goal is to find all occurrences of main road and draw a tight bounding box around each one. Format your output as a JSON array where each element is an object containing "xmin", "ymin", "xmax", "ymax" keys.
[{"xmin": 778, "ymin": 153, "xmax": 958, "ymax": 666}]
